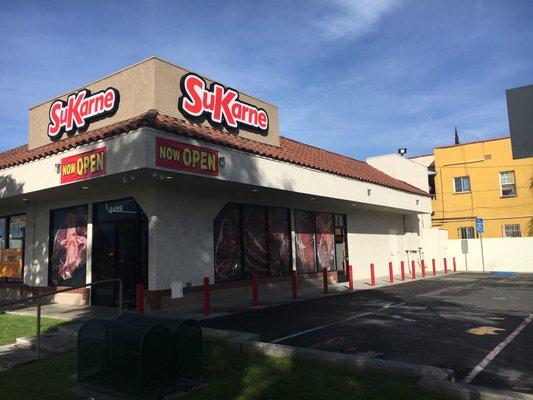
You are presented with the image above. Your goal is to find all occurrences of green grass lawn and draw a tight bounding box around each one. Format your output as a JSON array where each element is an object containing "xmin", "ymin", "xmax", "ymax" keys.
[
  {"xmin": 0, "ymin": 341, "xmax": 436, "ymax": 400},
  {"xmin": 0, "ymin": 313, "xmax": 68, "ymax": 346}
]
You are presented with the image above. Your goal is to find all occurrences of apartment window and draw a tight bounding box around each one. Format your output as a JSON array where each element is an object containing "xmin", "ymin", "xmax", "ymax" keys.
[
  {"xmin": 500, "ymin": 171, "xmax": 517, "ymax": 197},
  {"xmin": 458, "ymin": 226, "xmax": 475, "ymax": 239},
  {"xmin": 502, "ymin": 224, "xmax": 521, "ymax": 238},
  {"xmin": 454, "ymin": 176, "xmax": 470, "ymax": 193}
]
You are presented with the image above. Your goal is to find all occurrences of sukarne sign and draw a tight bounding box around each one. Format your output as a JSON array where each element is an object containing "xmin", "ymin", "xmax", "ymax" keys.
[
  {"xmin": 60, "ymin": 147, "xmax": 106, "ymax": 184},
  {"xmin": 48, "ymin": 88, "xmax": 120, "ymax": 141},
  {"xmin": 178, "ymin": 73, "xmax": 269, "ymax": 134}
]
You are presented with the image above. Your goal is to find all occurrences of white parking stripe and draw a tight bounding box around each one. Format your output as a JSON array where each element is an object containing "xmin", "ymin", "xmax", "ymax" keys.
[
  {"xmin": 463, "ymin": 313, "xmax": 533, "ymax": 384},
  {"xmin": 270, "ymin": 302, "xmax": 404, "ymax": 344}
]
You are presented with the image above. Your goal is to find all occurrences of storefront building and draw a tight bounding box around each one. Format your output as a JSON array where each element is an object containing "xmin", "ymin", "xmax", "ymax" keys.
[{"xmin": 0, "ymin": 57, "xmax": 431, "ymax": 308}]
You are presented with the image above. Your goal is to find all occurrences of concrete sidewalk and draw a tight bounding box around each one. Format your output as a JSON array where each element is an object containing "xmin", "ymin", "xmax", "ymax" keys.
[
  {"xmin": 149, "ymin": 270, "xmax": 454, "ymax": 320},
  {"xmin": 2, "ymin": 270, "xmax": 454, "ymax": 322}
]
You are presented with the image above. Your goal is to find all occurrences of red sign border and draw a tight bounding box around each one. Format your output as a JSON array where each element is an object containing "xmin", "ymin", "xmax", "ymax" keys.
[
  {"xmin": 155, "ymin": 137, "xmax": 219, "ymax": 176},
  {"xmin": 60, "ymin": 147, "xmax": 107, "ymax": 184}
]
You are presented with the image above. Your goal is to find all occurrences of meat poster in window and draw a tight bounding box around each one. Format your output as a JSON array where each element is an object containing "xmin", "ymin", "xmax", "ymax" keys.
[
  {"xmin": 214, "ymin": 204, "xmax": 242, "ymax": 282},
  {"xmin": 268, "ymin": 208, "xmax": 291, "ymax": 276},
  {"xmin": 49, "ymin": 206, "xmax": 88, "ymax": 286},
  {"xmin": 315, "ymin": 213, "xmax": 335, "ymax": 271},
  {"xmin": 242, "ymin": 205, "xmax": 269, "ymax": 278},
  {"xmin": 295, "ymin": 210, "xmax": 316, "ymax": 273}
]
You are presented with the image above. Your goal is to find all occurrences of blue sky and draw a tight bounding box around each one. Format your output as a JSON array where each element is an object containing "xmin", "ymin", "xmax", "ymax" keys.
[{"xmin": 0, "ymin": 0, "xmax": 532, "ymax": 159}]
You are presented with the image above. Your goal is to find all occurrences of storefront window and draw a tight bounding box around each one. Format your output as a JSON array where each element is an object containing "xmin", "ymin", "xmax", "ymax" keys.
[
  {"xmin": 267, "ymin": 208, "xmax": 291, "ymax": 276},
  {"xmin": 0, "ymin": 218, "xmax": 5, "ymax": 249},
  {"xmin": 334, "ymin": 214, "xmax": 348, "ymax": 271},
  {"xmin": 295, "ymin": 210, "xmax": 316, "ymax": 273},
  {"xmin": 242, "ymin": 205, "xmax": 269, "ymax": 278},
  {"xmin": 9, "ymin": 215, "xmax": 26, "ymax": 249},
  {"xmin": 315, "ymin": 213, "xmax": 335, "ymax": 272},
  {"xmin": 214, "ymin": 205, "xmax": 344, "ymax": 281},
  {"xmin": 214, "ymin": 203, "xmax": 292, "ymax": 283},
  {"xmin": 0, "ymin": 214, "xmax": 25, "ymax": 279},
  {"xmin": 49, "ymin": 205, "xmax": 88, "ymax": 286},
  {"xmin": 214, "ymin": 204, "xmax": 242, "ymax": 282}
]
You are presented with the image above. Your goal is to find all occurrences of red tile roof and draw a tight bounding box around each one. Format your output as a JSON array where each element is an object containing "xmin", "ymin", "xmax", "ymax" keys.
[{"xmin": 0, "ymin": 110, "xmax": 429, "ymax": 196}]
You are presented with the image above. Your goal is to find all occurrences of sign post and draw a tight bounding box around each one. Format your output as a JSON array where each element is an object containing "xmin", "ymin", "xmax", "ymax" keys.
[{"xmin": 476, "ymin": 218, "xmax": 485, "ymax": 273}]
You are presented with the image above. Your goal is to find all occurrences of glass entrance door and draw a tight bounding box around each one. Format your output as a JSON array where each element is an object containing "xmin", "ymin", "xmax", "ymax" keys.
[{"xmin": 91, "ymin": 198, "xmax": 148, "ymax": 308}]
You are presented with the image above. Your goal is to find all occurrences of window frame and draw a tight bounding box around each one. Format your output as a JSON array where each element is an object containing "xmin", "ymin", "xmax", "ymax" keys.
[
  {"xmin": 499, "ymin": 171, "xmax": 517, "ymax": 198},
  {"xmin": 502, "ymin": 224, "xmax": 521, "ymax": 238},
  {"xmin": 458, "ymin": 226, "xmax": 475, "ymax": 239},
  {"xmin": 453, "ymin": 176, "xmax": 471, "ymax": 194},
  {"xmin": 0, "ymin": 213, "xmax": 26, "ymax": 281},
  {"xmin": 213, "ymin": 202, "xmax": 293, "ymax": 283}
]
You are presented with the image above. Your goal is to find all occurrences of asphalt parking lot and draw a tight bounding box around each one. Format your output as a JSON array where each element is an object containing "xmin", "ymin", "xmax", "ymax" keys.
[{"xmin": 202, "ymin": 273, "xmax": 533, "ymax": 394}]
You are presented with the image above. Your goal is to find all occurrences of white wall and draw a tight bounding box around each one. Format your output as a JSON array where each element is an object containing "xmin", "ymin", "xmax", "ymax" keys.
[
  {"xmin": 346, "ymin": 209, "xmax": 422, "ymax": 280},
  {"xmin": 22, "ymin": 180, "xmax": 157, "ymax": 287},
  {"xmin": 448, "ymin": 237, "xmax": 533, "ymax": 273},
  {"xmin": 1, "ymin": 128, "xmax": 431, "ymax": 216},
  {"xmin": 366, "ymin": 154, "xmax": 429, "ymax": 192},
  {"xmin": 148, "ymin": 178, "xmax": 429, "ymax": 290}
]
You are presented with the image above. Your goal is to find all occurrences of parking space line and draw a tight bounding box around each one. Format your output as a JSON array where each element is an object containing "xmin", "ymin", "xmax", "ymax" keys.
[
  {"xmin": 271, "ymin": 302, "xmax": 404, "ymax": 344},
  {"xmin": 463, "ymin": 313, "xmax": 533, "ymax": 384}
]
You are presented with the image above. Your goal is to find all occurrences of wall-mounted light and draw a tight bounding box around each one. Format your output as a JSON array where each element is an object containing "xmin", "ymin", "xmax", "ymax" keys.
[
  {"xmin": 55, "ymin": 163, "xmax": 61, "ymax": 174},
  {"xmin": 310, "ymin": 197, "xmax": 316, "ymax": 201},
  {"xmin": 398, "ymin": 148, "xmax": 407, "ymax": 156},
  {"xmin": 22, "ymin": 198, "xmax": 29, "ymax": 203},
  {"xmin": 219, "ymin": 156, "xmax": 225, "ymax": 168},
  {"xmin": 165, "ymin": 176, "xmax": 173, "ymax": 180},
  {"xmin": 416, "ymin": 199, "xmax": 419, "ymax": 205},
  {"xmin": 367, "ymin": 188, "xmax": 372, "ymax": 196},
  {"xmin": 81, "ymin": 186, "xmax": 89, "ymax": 190},
  {"xmin": 252, "ymin": 189, "xmax": 258, "ymax": 192}
]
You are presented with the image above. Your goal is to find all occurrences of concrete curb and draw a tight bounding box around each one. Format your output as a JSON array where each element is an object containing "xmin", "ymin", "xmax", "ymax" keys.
[
  {"xmin": 202, "ymin": 327, "xmax": 532, "ymax": 400},
  {"xmin": 202, "ymin": 327, "xmax": 452, "ymax": 380},
  {"xmin": 419, "ymin": 377, "xmax": 533, "ymax": 400}
]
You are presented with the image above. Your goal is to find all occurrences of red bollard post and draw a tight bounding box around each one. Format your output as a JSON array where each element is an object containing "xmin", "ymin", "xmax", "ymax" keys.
[
  {"xmin": 370, "ymin": 263, "xmax": 376, "ymax": 286},
  {"xmin": 135, "ymin": 283, "xmax": 144, "ymax": 316},
  {"xmin": 323, "ymin": 268, "xmax": 329, "ymax": 294},
  {"xmin": 400, "ymin": 261, "xmax": 405, "ymax": 281},
  {"xmin": 389, "ymin": 261, "xmax": 394, "ymax": 284},
  {"xmin": 432, "ymin": 259, "xmax": 436, "ymax": 276},
  {"xmin": 252, "ymin": 273, "xmax": 259, "ymax": 307},
  {"xmin": 421, "ymin": 259, "xmax": 426, "ymax": 278},
  {"xmin": 348, "ymin": 265, "xmax": 354, "ymax": 291},
  {"xmin": 203, "ymin": 277, "xmax": 210, "ymax": 316},
  {"xmin": 291, "ymin": 270, "xmax": 298, "ymax": 300},
  {"xmin": 411, "ymin": 260, "xmax": 416, "ymax": 279},
  {"xmin": 444, "ymin": 258, "xmax": 448, "ymax": 274},
  {"xmin": 453, "ymin": 257, "xmax": 457, "ymax": 273}
]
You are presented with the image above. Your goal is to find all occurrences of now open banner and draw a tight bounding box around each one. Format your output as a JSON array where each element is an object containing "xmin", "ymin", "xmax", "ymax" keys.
[
  {"xmin": 156, "ymin": 137, "xmax": 219, "ymax": 176},
  {"xmin": 60, "ymin": 147, "xmax": 106, "ymax": 184}
]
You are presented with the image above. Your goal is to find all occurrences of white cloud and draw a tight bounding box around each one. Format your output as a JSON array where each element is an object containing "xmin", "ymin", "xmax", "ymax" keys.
[{"xmin": 316, "ymin": 0, "xmax": 403, "ymax": 40}]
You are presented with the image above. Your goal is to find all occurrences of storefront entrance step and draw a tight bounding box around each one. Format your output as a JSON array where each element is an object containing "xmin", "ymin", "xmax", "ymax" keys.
[{"xmin": 15, "ymin": 332, "xmax": 77, "ymax": 354}]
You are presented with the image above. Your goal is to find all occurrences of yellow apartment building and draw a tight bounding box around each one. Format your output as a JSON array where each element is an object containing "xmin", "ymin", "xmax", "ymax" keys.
[{"xmin": 430, "ymin": 137, "xmax": 533, "ymax": 239}]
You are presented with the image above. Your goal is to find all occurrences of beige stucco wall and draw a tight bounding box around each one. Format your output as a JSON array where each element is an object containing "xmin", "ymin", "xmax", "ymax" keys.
[
  {"xmin": 141, "ymin": 180, "xmax": 424, "ymax": 289},
  {"xmin": 28, "ymin": 57, "xmax": 280, "ymax": 149},
  {"xmin": 2, "ymin": 127, "xmax": 431, "ymax": 215},
  {"xmin": 1, "ymin": 126, "xmax": 434, "ymax": 290},
  {"xmin": 21, "ymin": 181, "xmax": 157, "ymax": 288}
]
